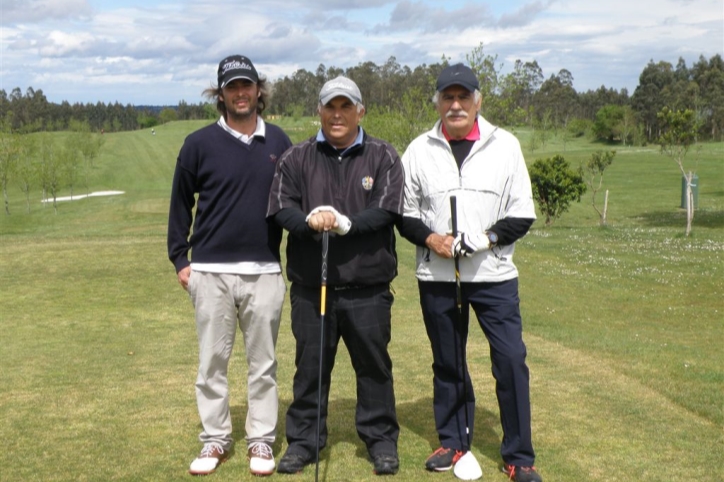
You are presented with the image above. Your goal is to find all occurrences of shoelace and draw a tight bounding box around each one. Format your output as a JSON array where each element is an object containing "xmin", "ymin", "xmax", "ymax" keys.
[
  {"xmin": 249, "ymin": 442, "xmax": 273, "ymax": 458},
  {"xmin": 200, "ymin": 443, "xmax": 224, "ymax": 457},
  {"xmin": 506, "ymin": 465, "xmax": 537, "ymax": 480},
  {"xmin": 432, "ymin": 447, "xmax": 450, "ymax": 456}
]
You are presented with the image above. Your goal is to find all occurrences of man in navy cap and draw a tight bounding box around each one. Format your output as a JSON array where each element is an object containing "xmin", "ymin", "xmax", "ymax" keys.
[
  {"xmin": 168, "ymin": 54, "xmax": 291, "ymax": 476},
  {"xmin": 397, "ymin": 63, "xmax": 542, "ymax": 482}
]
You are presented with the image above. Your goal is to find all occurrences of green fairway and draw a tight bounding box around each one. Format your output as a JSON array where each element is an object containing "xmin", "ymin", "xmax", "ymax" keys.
[{"xmin": 1, "ymin": 120, "xmax": 722, "ymax": 482}]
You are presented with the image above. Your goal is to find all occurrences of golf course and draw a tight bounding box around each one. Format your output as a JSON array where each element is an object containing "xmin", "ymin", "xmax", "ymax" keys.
[{"xmin": 1, "ymin": 119, "xmax": 722, "ymax": 482}]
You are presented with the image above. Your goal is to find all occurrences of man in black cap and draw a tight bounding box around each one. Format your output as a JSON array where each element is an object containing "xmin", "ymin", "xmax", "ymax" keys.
[
  {"xmin": 267, "ymin": 76, "xmax": 403, "ymax": 476},
  {"xmin": 168, "ymin": 54, "xmax": 292, "ymax": 476},
  {"xmin": 397, "ymin": 63, "xmax": 542, "ymax": 482}
]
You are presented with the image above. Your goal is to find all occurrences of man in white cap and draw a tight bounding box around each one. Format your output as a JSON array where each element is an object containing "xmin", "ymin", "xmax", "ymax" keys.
[
  {"xmin": 398, "ymin": 63, "xmax": 542, "ymax": 482},
  {"xmin": 168, "ymin": 54, "xmax": 291, "ymax": 476},
  {"xmin": 267, "ymin": 76, "xmax": 404, "ymax": 476}
]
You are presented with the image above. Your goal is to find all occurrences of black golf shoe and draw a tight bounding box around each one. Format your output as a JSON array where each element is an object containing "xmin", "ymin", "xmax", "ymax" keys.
[
  {"xmin": 425, "ymin": 447, "xmax": 463, "ymax": 471},
  {"xmin": 277, "ymin": 452, "xmax": 311, "ymax": 474},
  {"xmin": 502, "ymin": 463, "xmax": 543, "ymax": 482},
  {"xmin": 373, "ymin": 453, "xmax": 399, "ymax": 475}
]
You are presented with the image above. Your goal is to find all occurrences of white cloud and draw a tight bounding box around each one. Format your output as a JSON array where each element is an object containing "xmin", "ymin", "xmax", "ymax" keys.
[
  {"xmin": 0, "ymin": 0, "xmax": 92, "ymax": 24},
  {"xmin": 0, "ymin": 0, "xmax": 721, "ymax": 104}
]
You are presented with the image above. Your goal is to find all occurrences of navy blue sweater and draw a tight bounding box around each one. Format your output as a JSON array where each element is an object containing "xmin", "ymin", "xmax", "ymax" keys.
[{"xmin": 167, "ymin": 121, "xmax": 292, "ymax": 273}]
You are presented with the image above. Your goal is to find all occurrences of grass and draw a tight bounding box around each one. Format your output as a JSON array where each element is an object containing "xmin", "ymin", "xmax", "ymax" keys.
[{"xmin": 1, "ymin": 120, "xmax": 722, "ymax": 482}]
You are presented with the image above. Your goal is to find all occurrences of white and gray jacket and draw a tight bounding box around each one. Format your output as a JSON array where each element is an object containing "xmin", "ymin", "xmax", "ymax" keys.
[{"xmin": 401, "ymin": 115, "xmax": 536, "ymax": 283}]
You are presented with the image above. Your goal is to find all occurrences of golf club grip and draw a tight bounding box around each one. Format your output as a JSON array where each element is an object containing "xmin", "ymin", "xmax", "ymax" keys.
[
  {"xmin": 449, "ymin": 196, "xmax": 462, "ymax": 308},
  {"xmin": 450, "ymin": 195, "xmax": 458, "ymax": 237},
  {"xmin": 320, "ymin": 231, "xmax": 329, "ymax": 315}
]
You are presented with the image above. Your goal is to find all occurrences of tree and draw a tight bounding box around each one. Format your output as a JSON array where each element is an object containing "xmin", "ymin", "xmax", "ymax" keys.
[
  {"xmin": 616, "ymin": 106, "xmax": 639, "ymax": 146},
  {"xmin": 580, "ymin": 150, "xmax": 616, "ymax": 225},
  {"xmin": 15, "ymin": 135, "xmax": 38, "ymax": 213},
  {"xmin": 657, "ymin": 107, "xmax": 700, "ymax": 236},
  {"xmin": 62, "ymin": 134, "xmax": 84, "ymax": 199},
  {"xmin": 692, "ymin": 54, "xmax": 724, "ymax": 140},
  {"xmin": 631, "ymin": 60, "xmax": 675, "ymax": 141},
  {"xmin": 0, "ymin": 132, "xmax": 20, "ymax": 214},
  {"xmin": 529, "ymin": 154, "xmax": 586, "ymax": 225},
  {"xmin": 466, "ymin": 42, "xmax": 505, "ymax": 124},
  {"xmin": 363, "ymin": 86, "xmax": 436, "ymax": 153},
  {"xmin": 501, "ymin": 59, "xmax": 543, "ymax": 125},
  {"xmin": 159, "ymin": 107, "xmax": 178, "ymax": 124},
  {"xmin": 38, "ymin": 134, "xmax": 64, "ymax": 213},
  {"xmin": 592, "ymin": 104, "xmax": 625, "ymax": 142},
  {"xmin": 533, "ymin": 69, "xmax": 579, "ymax": 129}
]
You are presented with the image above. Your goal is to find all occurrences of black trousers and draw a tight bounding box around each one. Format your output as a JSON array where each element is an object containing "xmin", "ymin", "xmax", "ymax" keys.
[
  {"xmin": 284, "ymin": 283, "xmax": 399, "ymax": 459},
  {"xmin": 418, "ymin": 278, "xmax": 535, "ymax": 466}
]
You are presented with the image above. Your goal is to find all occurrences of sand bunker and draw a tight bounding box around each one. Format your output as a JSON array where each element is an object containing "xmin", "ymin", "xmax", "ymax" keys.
[{"xmin": 42, "ymin": 191, "xmax": 125, "ymax": 203}]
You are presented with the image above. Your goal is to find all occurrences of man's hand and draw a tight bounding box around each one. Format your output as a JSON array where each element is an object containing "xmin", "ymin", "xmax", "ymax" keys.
[
  {"xmin": 177, "ymin": 266, "xmax": 191, "ymax": 291},
  {"xmin": 425, "ymin": 233, "xmax": 454, "ymax": 259},
  {"xmin": 307, "ymin": 210, "xmax": 337, "ymax": 232},
  {"xmin": 451, "ymin": 233, "xmax": 487, "ymax": 257},
  {"xmin": 306, "ymin": 205, "xmax": 352, "ymax": 234}
]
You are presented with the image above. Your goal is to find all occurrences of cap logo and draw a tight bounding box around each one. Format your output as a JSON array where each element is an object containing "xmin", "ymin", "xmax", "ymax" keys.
[
  {"xmin": 221, "ymin": 59, "xmax": 252, "ymax": 75},
  {"xmin": 326, "ymin": 81, "xmax": 354, "ymax": 92}
]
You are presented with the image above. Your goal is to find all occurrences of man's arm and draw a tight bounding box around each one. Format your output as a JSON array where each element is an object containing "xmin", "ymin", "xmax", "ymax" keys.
[
  {"xmin": 167, "ymin": 161, "xmax": 195, "ymax": 273},
  {"xmin": 487, "ymin": 217, "xmax": 535, "ymax": 246},
  {"xmin": 397, "ymin": 215, "xmax": 453, "ymax": 259}
]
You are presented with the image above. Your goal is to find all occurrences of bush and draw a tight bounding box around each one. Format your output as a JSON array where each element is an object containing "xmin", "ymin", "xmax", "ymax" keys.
[{"xmin": 529, "ymin": 154, "xmax": 587, "ymax": 225}]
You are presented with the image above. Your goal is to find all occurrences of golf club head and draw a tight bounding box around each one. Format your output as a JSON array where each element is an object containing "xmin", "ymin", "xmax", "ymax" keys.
[{"xmin": 453, "ymin": 451, "xmax": 483, "ymax": 480}]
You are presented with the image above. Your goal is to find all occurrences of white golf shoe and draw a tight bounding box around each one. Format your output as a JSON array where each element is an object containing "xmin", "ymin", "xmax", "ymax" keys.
[
  {"xmin": 189, "ymin": 443, "xmax": 229, "ymax": 475},
  {"xmin": 248, "ymin": 441, "xmax": 275, "ymax": 476}
]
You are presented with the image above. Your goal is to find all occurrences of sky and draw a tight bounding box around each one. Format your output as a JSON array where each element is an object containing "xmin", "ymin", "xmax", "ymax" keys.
[{"xmin": 1, "ymin": 0, "xmax": 722, "ymax": 106}]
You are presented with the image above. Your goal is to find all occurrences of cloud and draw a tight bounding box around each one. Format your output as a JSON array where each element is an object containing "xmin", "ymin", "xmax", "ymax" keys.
[
  {"xmin": 370, "ymin": 1, "xmax": 494, "ymax": 34},
  {"xmin": 0, "ymin": 0, "xmax": 92, "ymax": 25},
  {"xmin": 1, "ymin": 0, "xmax": 721, "ymax": 105},
  {"xmin": 498, "ymin": 1, "xmax": 555, "ymax": 28}
]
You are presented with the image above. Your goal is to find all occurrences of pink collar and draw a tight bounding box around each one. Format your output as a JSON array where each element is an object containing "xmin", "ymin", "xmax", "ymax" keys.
[{"xmin": 442, "ymin": 119, "xmax": 480, "ymax": 141}]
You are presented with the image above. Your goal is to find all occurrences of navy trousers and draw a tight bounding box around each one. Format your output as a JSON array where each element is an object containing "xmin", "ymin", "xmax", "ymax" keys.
[
  {"xmin": 284, "ymin": 283, "xmax": 399, "ymax": 459},
  {"xmin": 418, "ymin": 278, "xmax": 535, "ymax": 466}
]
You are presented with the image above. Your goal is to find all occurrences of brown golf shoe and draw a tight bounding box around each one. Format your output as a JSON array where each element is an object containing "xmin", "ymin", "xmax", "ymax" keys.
[
  {"xmin": 248, "ymin": 442, "xmax": 275, "ymax": 476},
  {"xmin": 189, "ymin": 443, "xmax": 230, "ymax": 476}
]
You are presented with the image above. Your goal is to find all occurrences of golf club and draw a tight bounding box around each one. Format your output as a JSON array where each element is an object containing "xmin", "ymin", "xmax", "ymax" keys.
[
  {"xmin": 450, "ymin": 195, "xmax": 482, "ymax": 481},
  {"xmin": 315, "ymin": 230, "xmax": 329, "ymax": 482}
]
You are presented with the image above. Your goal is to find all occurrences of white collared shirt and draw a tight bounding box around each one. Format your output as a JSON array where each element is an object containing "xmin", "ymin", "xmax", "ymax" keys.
[{"xmin": 218, "ymin": 114, "xmax": 266, "ymax": 144}]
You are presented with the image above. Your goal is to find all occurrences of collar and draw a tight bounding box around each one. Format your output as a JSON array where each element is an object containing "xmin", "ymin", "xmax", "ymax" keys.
[
  {"xmin": 317, "ymin": 127, "xmax": 364, "ymax": 156},
  {"xmin": 218, "ymin": 115, "xmax": 265, "ymax": 144},
  {"xmin": 442, "ymin": 119, "xmax": 480, "ymax": 142}
]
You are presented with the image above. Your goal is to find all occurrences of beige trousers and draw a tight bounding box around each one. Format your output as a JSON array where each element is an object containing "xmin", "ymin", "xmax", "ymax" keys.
[{"xmin": 188, "ymin": 271, "xmax": 286, "ymax": 449}]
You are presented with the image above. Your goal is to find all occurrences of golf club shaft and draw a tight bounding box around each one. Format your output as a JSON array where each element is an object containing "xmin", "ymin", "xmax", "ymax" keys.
[
  {"xmin": 315, "ymin": 231, "xmax": 329, "ymax": 482},
  {"xmin": 450, "ymin": 195, "xmax": 471, "ymax": 451}
]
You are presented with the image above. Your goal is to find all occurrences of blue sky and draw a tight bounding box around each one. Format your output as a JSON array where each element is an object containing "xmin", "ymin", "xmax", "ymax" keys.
[{"xmin": 1, "ymin": 0, "xmax": 722, "ymax": 105}]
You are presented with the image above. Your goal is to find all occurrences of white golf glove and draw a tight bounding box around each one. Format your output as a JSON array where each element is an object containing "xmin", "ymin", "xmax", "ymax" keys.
[
  {"xmin": 451, "ymin": 232, "xmax": 487, "ymax": 257},
  {"xmin": 306, "ymin": 205, "xmax": 352, "ymax": 235}
]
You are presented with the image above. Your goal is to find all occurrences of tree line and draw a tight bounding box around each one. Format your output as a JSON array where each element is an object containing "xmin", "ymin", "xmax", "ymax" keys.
[
  {"xmin": 0, "ymin": 88, "xmax": 212, "ymax": 134},
  {"xmin": 269, "ymin": 46, "xmax": 724, "ymax": 144},
  {"xmin": 1, "ymin": 45, "xmax": 722, "ymax": 145}
]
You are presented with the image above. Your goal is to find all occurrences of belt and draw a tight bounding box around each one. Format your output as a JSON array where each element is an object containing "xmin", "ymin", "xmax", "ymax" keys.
[{"xmin": 332, "ymin": 284, "xmax": 369, "ymax": 291}]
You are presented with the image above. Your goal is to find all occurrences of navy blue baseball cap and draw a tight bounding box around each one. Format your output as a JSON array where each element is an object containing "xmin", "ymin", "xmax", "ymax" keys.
[
  {"xmin": 217, "ymin": 55, "xmax": 258, "ymax": 88},
  {"xmin": 436, "ymin": 63, "xmax": 480, "ymax": 92}
]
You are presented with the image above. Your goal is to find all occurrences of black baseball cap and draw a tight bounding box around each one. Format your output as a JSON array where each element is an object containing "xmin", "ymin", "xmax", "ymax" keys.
[
  {"xmin": 217, "ymin": 55, "xmax": 259, "ymax": 88},
  {"xmin": 436, "ymin": 63, "xmax": 480, "ymax": 92}
]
